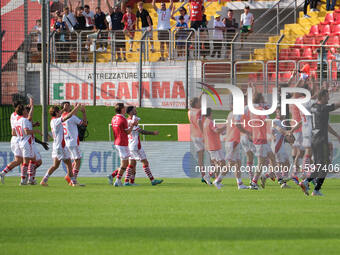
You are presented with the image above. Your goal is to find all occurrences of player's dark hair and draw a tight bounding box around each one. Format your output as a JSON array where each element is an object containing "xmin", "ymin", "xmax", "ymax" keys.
[
  {"xmin": 206, "ymin": 107, "xmax": 212, "ymax": 116},
  {"xmin": 49, "ymin": 106, "xmax": 60, "ymax": 117},
  {"xmin": 126, "ymin": 106, "xmax": 134, "ymax": 114},
  {"xmin": 126, "ymin": 5, "xmax": 132, "ymax": 9},
  {"xmin": 115, "ymin": 103, "xmax": 125, "ymax": 114},
  {"xmin": 318, "ymin": 89, "xmax": 329, "ymax": 101},
  {"xmin": 179, "ymin": 7, "xmax": 187, "ymax": 14},
  {"xmin": 84, "ymin": 5, "xmax": 90, "ymax": 9},
  {"xmin": 228, "ymin": 9, "xmax": 233, "ymax": 13},
  {"xmin": 190, "ymin": 97, "xmax": 199, "ymax": 108},
  {"xmin": 15, "ymin": 105, "xmax": 25, "ymax": 116},
  {"xmin": 253, "ymin": 93, "xmax": 264, "ymax": 104},
  {"xmin": 244, "ymin": 6, "xmax": 250, "ymax": 9},
  {"xmin": 61, "ymin": 101, "xmax": 70, "ymax": 109}
]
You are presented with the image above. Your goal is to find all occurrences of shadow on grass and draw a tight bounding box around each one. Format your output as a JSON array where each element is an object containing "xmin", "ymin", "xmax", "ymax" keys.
[{"xmin": 2, "ymin": 226, "xmax": 340, "ymax": 242}]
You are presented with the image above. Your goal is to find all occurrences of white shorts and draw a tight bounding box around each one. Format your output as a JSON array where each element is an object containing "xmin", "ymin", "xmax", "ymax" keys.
[
  {"xmin": 129, "ymin": 147, "xmax": 147, "ymax": 161},
  {"xmin": 67, "ymin": 146, "xmax": 82, "ymax": 160},
  {"xmin": 293, "ymin": 132, "xmax": 303, "ymax": 149},
  {"xmin": 115, "ymin": 145, "xmax": 130, "ymax": 160},
  {"xmin": 20, "ymin": 142, "xmax": 34, "ymax": 158},
  {"xmin": 254, "ymin": 143, "xmax": 272, "ymax": 158},
  {"xmin": 208, "ymin": 149, "xmax": 225, "ymax": 162},
  {"xmin": 52, "ymin": 146, "xmax": 71, "ymax": 161},
  {"xmin": 33, "ymin": 144, "xmax": 41, "ymax": 161},
  {"xmin": 11, "ymin": 140, "xmax": 22, "ymax": 158},
  {"xmin": 302, "ymin": 134, "xmax": 312, "ymax": 148},
  {"xmin": 240, "ymin": 135, "xmax": 255, "ymax": 153},
  {"xmin": 225, "ymin": 141, "xmax": 240, "ymax": 161},
  {"xmin": 191, "ymin": 137, "xmax": 204, "ymax": 152},
  {"xmin": 271, "ymin": 142, "xmax": 289, "ymax": 163}
]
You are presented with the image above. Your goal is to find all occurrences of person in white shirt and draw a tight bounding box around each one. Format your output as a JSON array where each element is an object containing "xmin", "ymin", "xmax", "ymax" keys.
[
  {"xmin": 83, "ymin": 4, "xmax": 95, "ymax": 30},
  {"xmin": 171, "ymin": 6, "xmax": 190, "ymax": 25},
  {"xmin": 152, "ymin": 0, "xmax": 173, "ymax": 61},
  {"xmin": 14, "ymin": 104, "xmax": 42, "ymax": 186},
  {"xmin": 211, "ymin": 14, "xmax": 224, "ymax": 58},
  {"xmin": 240, "ymin": 6, "xmax": 254, "ymax": 47},
  {"xmin": 124, "ymin": 106, "xmax": 163, "ymax": 186},
  {"xmin": 40, "ymin": 103, "xmax": 81, "ymax": 187},
  {"xmin": 61, "ymin": 102, "xmax": 88, "ymax": 184},
  {"xmin": 62, "ymin": 6, "xmax": 78, "ymax": 32}
]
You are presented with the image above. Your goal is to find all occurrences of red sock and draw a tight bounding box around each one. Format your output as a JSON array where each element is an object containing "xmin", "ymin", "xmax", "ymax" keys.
[
  {"xmin": 73, "ymin": 168, "xmax": 79, "ymax": 179},
  {"xmin": 130, "ymin": 174, "xmax": 135, "ymax": 184},
  {"xmin": 28, "ymin": 161, "xmax": 36, "ymax": 181},
  {"xmin": 117, "ymin": 168, "xmax": 125, "ymax": 180},
  {"xmin": 143, "ymin": 165, "xmax": 154, "ymax": 181},
  {"xmin": 124, "ymin": 165, "xmax": 133, "ymax": 183},
  {"xmin": 111, "ymin": 169, "xmax": 119, "ymax": 177},
  {"xmin": 2, "ymin": 165, "xmax": 13, "ymax": 174},
  {"xmin": 21, "ymin": 163, "xmax": 28, "ymax": 180}
]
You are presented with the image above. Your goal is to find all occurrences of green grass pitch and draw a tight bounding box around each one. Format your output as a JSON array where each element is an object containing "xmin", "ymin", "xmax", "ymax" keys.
[{"xmin": 1, "ymin": 177, "xmax": 340, "ymax": 255}]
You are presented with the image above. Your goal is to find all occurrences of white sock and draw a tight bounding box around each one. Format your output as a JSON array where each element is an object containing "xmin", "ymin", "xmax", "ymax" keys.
[{"xmin": 237, "ymin": 178, "xmax": 243, "ymax": 185}]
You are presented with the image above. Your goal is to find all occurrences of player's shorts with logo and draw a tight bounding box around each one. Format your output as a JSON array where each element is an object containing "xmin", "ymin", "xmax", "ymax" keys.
[
  {"xmin": 293, "ymin": 132, "xmax": 303, "ymax": 149},
  {"xmin": 225, "ymin": 141, "xmax": 240, "ymax": 161},
  {"xmin": 67, "ymin": 146, "xmax": 82, "ymax": 160},
  {"xmin": 129, "ymin": 147, "xmax": 147, "ymax": 161},
  {"xmin": 191, "ymin": 137, "xmax": 204, "ymax": 152},
  {"xmin": 52, "ymin": 146, "xmax": 71, "ymax": 160},
  {"xmin": 254, "ymin": 143, "xmax": 272, "ymax": 157},
  {"xmin": 240, "ymin": 135, "xmax": 255, "ymax": 153},
  {"xmin": 10, "ymin": 137, "xmax": 22, "ymax": 157},
  {"xmin": 20, "ymin": 142, "xmax": 34, "ymax": 158},
  {"xmin": 115, "ymin": 145, "xmax": 130, "ymax": 160},
  {"xmin": 208, "ymin": 149, "xmax": 225, "ymax": 161}
]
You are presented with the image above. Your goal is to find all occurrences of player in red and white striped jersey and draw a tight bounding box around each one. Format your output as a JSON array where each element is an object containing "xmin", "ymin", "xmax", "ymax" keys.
[
  {"xmin": 14, "ymin": 104, "xmax": 42, "ymax": 185},
  {"xmin": 61, "ymin": 102, "xmax": 87, "ymax": 184},
  {"xmin": 40, "ymin": 103, "xmax": 81, "ymax": 186},
  {"xmin": 188, "ymin": 97, "xmax": 206, "ymax": 184},
  {"xmin": 0, "ymin": 100, "xmax": 23, "ymax": 184},
  {"xmin": 123, "ymin": 106, "xmax": 163, "ymax": 186}
]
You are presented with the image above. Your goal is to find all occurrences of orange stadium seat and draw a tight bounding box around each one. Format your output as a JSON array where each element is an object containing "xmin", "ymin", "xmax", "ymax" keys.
[
  {"xmin": 327, "ymin": 35, "xmax": 340, "ymax": 46},
  {"xmin": 320, "ymin": 24, "xmax": 331, "ymax": 35},
  {"xmin": 288, "ymin": 48, "xmax": 301, "ymax": 60},
  {"xmin": 301, "ymin": 48, "xmax": 316, "ymax": 59},
  {"xmin": 322, "ymin": 13, "xmax": 335, "ymax": 25},
  {"xmin": 331, "ymin": 23, "xmax": 340, "ymax": 35},
  {"xmin": 279, "ymin": 48, "xmax": 289, "ymax": 59},
  {"xmin": 309, "ymin": 25, "xmax": 320, "ymax": 35},
  {"xmin": 295, "ymin": 37, "xmax": 304, "ymax": 48},
  {"xmin": 303, "ymin": 36, "xmax": 316, "ymax": 49}
]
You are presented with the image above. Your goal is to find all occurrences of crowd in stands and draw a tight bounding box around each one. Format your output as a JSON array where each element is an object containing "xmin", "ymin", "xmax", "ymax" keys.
[{"xmin": 31, "ymin": 1, "xmax": 258, "ymax": 61}]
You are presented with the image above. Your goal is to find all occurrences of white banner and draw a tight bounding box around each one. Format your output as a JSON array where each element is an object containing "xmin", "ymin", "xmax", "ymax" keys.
[{"xmin": 44, "ymin": 62, "xmax": 201, "ymax": 108}]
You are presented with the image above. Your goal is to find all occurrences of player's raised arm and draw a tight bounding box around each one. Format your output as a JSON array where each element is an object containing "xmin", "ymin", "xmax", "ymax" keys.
[
  {"xmin": 169, "ymin": 0, "xmax": 174, "ymax": 11},
  {"xmin": 328, "ymin": 124, "xmax": 340, "ymax": 143},
  {"xmin": 106, "ymin": 0, "xmax": 114, "ymax": 14},
  {"xmin": 27, "ymin": 97, "xmax": 34, "ymax": 121},
  {"xmin": 80, "ymin": 105, "xmax": 88, "ymax": 126},
  {"xmin": 62, "ymin": 103, "xmax": 81, "ymax": 122},
  {"xmin": 152, "ymin": 0, "xmax": 158, "ymax": 12}
]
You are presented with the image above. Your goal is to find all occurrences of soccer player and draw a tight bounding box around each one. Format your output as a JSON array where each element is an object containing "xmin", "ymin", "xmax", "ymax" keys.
[
  {"xmin": 188, "ymin": 97, "xmax": 207, "ymax": 184},
  {"xmin": 299, "ymin": 89, "xmax": 340, "ymax": 196},
  {"xmin": 249, "ymin": 93, "xmax": 276, "ymax": 190},
  {"xmin": 271, "ymin": 107, "xmax": 294, "ymax": 188},
  {"xmin": 61, "ymin": 102, "xmax": 87, "ymax": 184},
  {"xmin": 108, "ymin": 103, "xmax": 137, "ymax": 187},
  {"xmin": 202, "ymin": 108, "xmax": 227, "ymax": 189},
  {"xmin": 40, "ymin": 103, "xmax": 81, "ymax": 186},
  {"xmin": 14, "ymin": 104, "xmax": 42, "ymax": 185},
  {"xmin": 225, "ymin": 110, "xmax": 250, "ymax": 190},
  {"xmin": 124, "ymin": 106, "xmax": 163, "ymax": 186},
  {"xmin": 0, "ymin": 100, "xmax": 23, "ymax": 184}
]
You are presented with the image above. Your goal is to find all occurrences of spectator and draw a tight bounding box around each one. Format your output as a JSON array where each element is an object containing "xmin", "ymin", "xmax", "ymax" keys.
[
  {"xmin": 94, "ymin": 7, "xmax": 108, "ymax": 52},
  {"xmin": 54, "ymin": 16, "xmax": 67, "ymax": 62},
  {"xmin": 122, "ymin": 6, "xmax": 136, "ymax": 52},
  {"xmin": 106, "ymin": 0, "xmax": 126, "ymax": 61},
  {"xmin": 75, "ymin": 7, "xmax": 86, "ymax": 30},
  {"xmin": 189, "ymin": 0, "xmax": 203, "ymax": 30},
  {"xmin": 200, "ymin": 6, "xmax": 210, "ymax": 59},
  {"xmin": 50, "ymin": 10, "xmax": 61, "ymax": 31},
  {"xmin": 83, "ymin": 5, "xmax": 95, "ymax": 30},
  {"xmin": 240, "ymin": 6, "xmax": 254, "ymax": 48},
  {"xmin": 136, "ymin": 1, "xmax": 155, "ymax": 53},
  {"xmin": 211, "ymin": 14, "xmax": 224, "ymax": 58},
  {"xmin": 171, "ymin": 6, "xmax": 189, "ymax": 25},
  {"xmin": 326, "ymin": 0, "xmax": 336, "ymax": 11},
  {"xmin": 152, "ymin": 0, "xmax": 173, "ymax": 61},
  {"xmin": 175, "ymin": 16, "xmax": 188, "ymax": 58},
  {"xmin": 32, "ymin": 19, "xmax": 42, "ymax": 52},
  {"xmin": 223, "ymin": 9, "xmax": 238, "ymax": 57},
  {"xmin": 62, "ymin": 5, "xmax": 78, "ymax": 32}
]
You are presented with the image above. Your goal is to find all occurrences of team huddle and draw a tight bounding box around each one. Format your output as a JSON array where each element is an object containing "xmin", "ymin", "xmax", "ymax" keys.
[
  {"xmin": 0, "ymin": 97, "xmax": 163, "ymax": 187},
  {"xmin": 0, "ymin": 97, "xmax": 88, "ymax": 186},
  {"xmin": 189, "ymin": 78, "xmax": 340, "ymax": 196}
]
